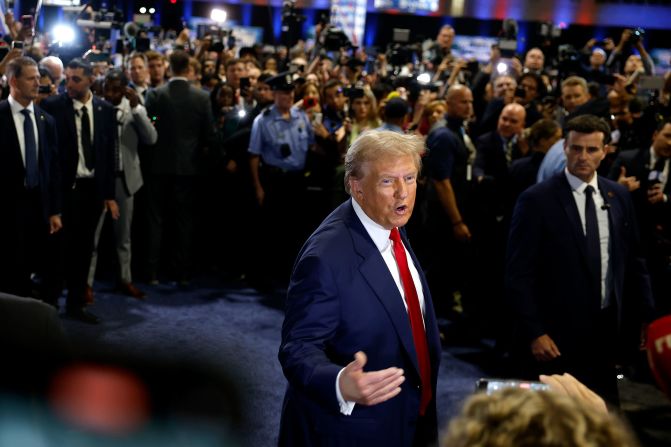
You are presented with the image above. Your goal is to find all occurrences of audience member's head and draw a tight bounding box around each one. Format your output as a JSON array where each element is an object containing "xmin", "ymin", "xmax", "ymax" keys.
[
  {"xmin": 561, "ymin": 76, "xmax": 590, "ymax": 113},
  {"xmin": 443, "ymin": 388, "xmax": 639, "ymax": 447},
  {"xmin": 497, "ymin": 103, "xmax": 526, "ymax": 139},
  {"xmin": 524, "ymin": 47, "xmax": 545, "ymax": 72},
  {"xmin": 528, "ymin": 118, "xmax": 562, "ymax": 153}
]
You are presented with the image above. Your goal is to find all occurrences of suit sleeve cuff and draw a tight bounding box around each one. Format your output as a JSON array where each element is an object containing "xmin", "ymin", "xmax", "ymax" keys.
[{"xmin": 335, "ymin": 368, "xmax": 356, "ymax": 415}]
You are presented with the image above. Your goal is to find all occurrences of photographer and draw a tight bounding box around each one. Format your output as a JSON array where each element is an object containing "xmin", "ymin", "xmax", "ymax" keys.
[{"xmin": 606, "ymin": 29, "xmax": 655, "ymax": 77}]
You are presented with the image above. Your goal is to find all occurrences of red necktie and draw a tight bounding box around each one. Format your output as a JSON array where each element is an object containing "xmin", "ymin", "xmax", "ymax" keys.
[{"xmin": 389, "ymin": 227, "xmax": 432, "ymax": 415}]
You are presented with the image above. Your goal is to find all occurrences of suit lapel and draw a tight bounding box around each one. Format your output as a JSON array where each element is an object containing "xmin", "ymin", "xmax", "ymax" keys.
[
  {"xmin": 34, "ymin": 106, "xmax": 49, "ymax": 177},
  {"xmin": 342, "ymin": 201, "xmax": 422, "ymax": 376}
]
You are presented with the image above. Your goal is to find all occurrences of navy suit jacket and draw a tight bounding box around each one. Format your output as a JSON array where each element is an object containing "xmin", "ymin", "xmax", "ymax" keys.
[
  {"xmin": 0, "ymin": 100, "xmax": 61, "ymax": 221},
  {"xmin": 506, "ymin": 173, "xmax": 654, "ymax": 356},
  {"xmin": 40, "ymin": 93, "xmax": 116, "ymax": 200},
  {"xmin": 278, "ymin": 200, "xmax": 442, "ymax": 446}
]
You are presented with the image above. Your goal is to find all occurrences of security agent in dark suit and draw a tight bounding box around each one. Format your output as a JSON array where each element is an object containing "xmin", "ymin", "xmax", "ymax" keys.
[
  {"xmin": 41, "ymin": 58, "xmax": 119, "ymax": 324},
  {"xmin": 0, "ymin": 57, "xmax": 61, "ymax": 299},
  {"xmin": 506, "ymin": 115, "xmax": 655, "ymax": 404},
  {"xmin": 609, "ymin": 120, "xmax": 671, "ymax": 314},
  {"xmin": 144, "ymin": 50, "xmax": 217, "ymax": 284}
]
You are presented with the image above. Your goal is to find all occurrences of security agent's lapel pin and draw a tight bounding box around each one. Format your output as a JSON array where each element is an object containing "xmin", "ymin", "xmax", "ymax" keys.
[
  {"xmin": 97, "ymin": 106, "xmax": 102, "ymax": 111},
  {"xmin": 607, "ymin": 191, "xmax": 615, "ymax": 198}
]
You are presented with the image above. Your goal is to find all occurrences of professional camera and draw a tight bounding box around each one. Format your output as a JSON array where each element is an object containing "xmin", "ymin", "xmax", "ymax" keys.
[
  {"xmin": 499, "ymin": 18, "xmax": 518, "ymax": 58},
  {"xmin": 281, "ymin": 0, "xmax": 306, "ymax": 47},
  {"xmin": 322, "ymin": 26, "xmax": 352, "ymax": 52}
]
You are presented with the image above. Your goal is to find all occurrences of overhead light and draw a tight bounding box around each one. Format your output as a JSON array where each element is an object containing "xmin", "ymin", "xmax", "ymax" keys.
[
  {"xmin": 53, "ymin": 24, "xmax": 75, "ymax": 44},
  {"xmin": 210, "ymin": 8, "xmax": 227, "ymax": 24},
  {"xmin": 148, "ymin": 7, "xmax": 155, "ymax": 14},
  {"xmin": 139, "ymin": 7, "xmax": 146, "ymax": 14}
]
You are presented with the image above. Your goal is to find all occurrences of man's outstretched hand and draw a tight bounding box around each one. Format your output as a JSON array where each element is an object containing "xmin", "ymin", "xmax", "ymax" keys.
[{"xmin": 339, "ymin": 351, "xmax": 405, "ymax": 406}]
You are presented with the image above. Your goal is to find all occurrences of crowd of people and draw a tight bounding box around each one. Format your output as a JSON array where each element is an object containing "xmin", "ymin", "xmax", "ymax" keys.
[{"xmin": 1, "ymin": 9, "xmax": 671, "ymax": 446}]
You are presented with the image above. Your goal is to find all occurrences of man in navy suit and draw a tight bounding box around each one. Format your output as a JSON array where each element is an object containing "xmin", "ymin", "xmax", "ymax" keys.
[
  {"xmin": 41, "ymin": 58, "xmax": 118, "ymax": 324},
  {"xmin": 0, "ymin": 57, "xmax": 61, "ymax": 299},
  {"xmin": 278, "ymin": 131, "xmax": 442, "ymax": 446},
  {"xmin": 506, "ymin": 115, "xmax": 654, "ymax": 404}
]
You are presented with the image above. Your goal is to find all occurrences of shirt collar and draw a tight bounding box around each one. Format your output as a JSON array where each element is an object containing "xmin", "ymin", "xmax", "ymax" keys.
[
  {"xmin": 8, "ymin": 95, "xmax": 34, "ymax": 115},
  {"xmin": 564, "ymin": 167, "xmax": 599, "ymax": 194},
  {"xmin": 169, "ymin": 76, "xmax": 189, "ymax": 83},
  {"xmin": 73, "ymin": 92, "xmax": 93, "ymax": 112},
  {"xmin": 351, "ymin": 198, "xmax": 392, "ymax": 253},
  {"xmin": 650, "ymin": 145, "xmax": 665, "ymax": 166}
]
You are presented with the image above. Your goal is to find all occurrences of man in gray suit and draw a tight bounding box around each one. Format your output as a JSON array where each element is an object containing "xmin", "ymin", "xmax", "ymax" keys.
[
  {"xmin": 144, "ymin": 51, "xmax": 216, "ymax": 284},
  {"xmin": 88, "ymin": 70, "xmax": 157, "ymax": 299}
]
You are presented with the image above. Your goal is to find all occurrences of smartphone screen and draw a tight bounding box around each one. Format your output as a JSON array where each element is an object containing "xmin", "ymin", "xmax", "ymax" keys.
[{"xmin": 476, "ymin": 378, "xmax": 550, "ymax": 394}]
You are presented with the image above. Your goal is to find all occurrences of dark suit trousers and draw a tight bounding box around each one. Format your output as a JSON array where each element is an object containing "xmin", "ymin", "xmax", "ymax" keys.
[
  {"xmin": 0, "ymin": 188, "xmax": 45, "ymax": 298},
  {"xmin": 44, "ymin": 179, "xmax": 103, "ymax": 309},
  {"xmin": 146, "ymin": 175, "xmax": 195, "ymax": 280}
]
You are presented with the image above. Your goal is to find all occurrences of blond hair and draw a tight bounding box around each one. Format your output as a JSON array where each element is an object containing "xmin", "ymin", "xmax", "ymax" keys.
[
  {"xmin": 344, "ymin": 130, "xmax": 424, "ymax": 194},
  {"xmin": 443, "ymin": 388, "xmax": 639, "ymax": 447}
]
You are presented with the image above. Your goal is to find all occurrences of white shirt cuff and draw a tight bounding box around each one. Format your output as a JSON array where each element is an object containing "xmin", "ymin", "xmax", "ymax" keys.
[{"xmin": 335, "ymin": 367, "xmax": 356, "ymax": 415}]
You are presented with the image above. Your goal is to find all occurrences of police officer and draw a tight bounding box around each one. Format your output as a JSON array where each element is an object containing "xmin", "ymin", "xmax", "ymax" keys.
[{"xmin": 248, "ymin": 71, "xmax": 315, "ymax": 287}]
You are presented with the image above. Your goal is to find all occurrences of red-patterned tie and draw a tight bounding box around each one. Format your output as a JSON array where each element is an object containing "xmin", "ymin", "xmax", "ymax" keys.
[{"xmin": 389, "ymin": 227, "xmax": 432, "ymax": 415}]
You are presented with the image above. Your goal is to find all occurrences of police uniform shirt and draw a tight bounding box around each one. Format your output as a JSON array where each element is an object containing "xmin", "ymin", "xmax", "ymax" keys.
[{"xmin": 248, "ymin": 104, "xmax": 314, "ymax": 172}]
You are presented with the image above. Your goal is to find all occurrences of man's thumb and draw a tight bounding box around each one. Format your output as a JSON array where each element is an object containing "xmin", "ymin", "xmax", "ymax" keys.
[
  {"xmin": 352, "ymin": 351, "xmax": 367, "ymax": 371},
  {"xmin": 620, "ymin": 166, "xmax": 627, "ymax": 177}
]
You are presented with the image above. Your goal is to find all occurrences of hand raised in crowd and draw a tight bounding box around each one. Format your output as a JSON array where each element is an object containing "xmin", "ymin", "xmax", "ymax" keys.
[
  {"xmin": 617, "ymin": 166, "xmax": 641, "ymax": 192},
  {"xmin": 531, "ymin": 334, "xmax": 561, "ymax": 361},
  {"xmin": 125, "ymin": 86, "xmax": 140, "ymax": 108},
  {"xmin": 0, "ymin": 48, "xmax": 24, "ymax": 75},
  {"xmin": 339, "ymin": 351, "xmax": 405, "ymax": 406},
  {"xmin": 540, "ymin": 373, "xmax": 608, "ymax": 414}
]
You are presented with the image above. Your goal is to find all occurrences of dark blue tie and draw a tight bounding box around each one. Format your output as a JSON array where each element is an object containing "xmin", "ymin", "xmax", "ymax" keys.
[
  {"xmin": 584, "ymin": 185, "xmax": 601, "ymax": 301},
  {"xmin": 21, "ymin": 109, "xmax": 39, "ymax": 188}
]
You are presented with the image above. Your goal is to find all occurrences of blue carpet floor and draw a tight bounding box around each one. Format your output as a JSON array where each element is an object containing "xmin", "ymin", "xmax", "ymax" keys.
[
  {"xmin": 61, "ymin": 275, "xmax": 487, "ymax": 446},
  {"xmin": 61, "ymin": 275, "xmax": 671, "ymax": 446}
]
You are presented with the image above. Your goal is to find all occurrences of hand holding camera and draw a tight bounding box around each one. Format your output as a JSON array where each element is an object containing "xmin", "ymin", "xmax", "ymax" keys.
[{"xmin": 125, "ymin": 86, "xmax": 140, "ymax": 109}]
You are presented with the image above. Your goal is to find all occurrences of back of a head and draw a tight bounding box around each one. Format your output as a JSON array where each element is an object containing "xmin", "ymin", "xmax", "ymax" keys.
[
  {"xmin": 443, "ymin": 388, "xmax": 639, "ymax": 447},
  {"xmin": 169, "ymin": 50, "xmax": 190, "ymax": 76}
]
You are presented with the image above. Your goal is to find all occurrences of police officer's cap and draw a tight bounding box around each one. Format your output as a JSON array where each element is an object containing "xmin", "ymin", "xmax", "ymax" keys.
[{"xmin": 266, "ymin": 71, "xmax": 295, "ymax": 91}]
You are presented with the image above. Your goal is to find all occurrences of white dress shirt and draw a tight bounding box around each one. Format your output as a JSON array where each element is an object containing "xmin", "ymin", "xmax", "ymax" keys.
[
  {"xmin": 650, "ymin": 146, "xmax": 669, "ymax": 199},
  {"xmin": 564, "ymin": 169, "xmax": 611, "ymax": 308},
  {"xmin": 73, "ymin": 95, "xmax": 95, "ymax": 178},
  {"xmin": 8, "ymin": 96, "xmax": 39, "ymax": 169},
  {"xmin": 335, "ymin": 198, "xmax": 427, "ymax": 415}
]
